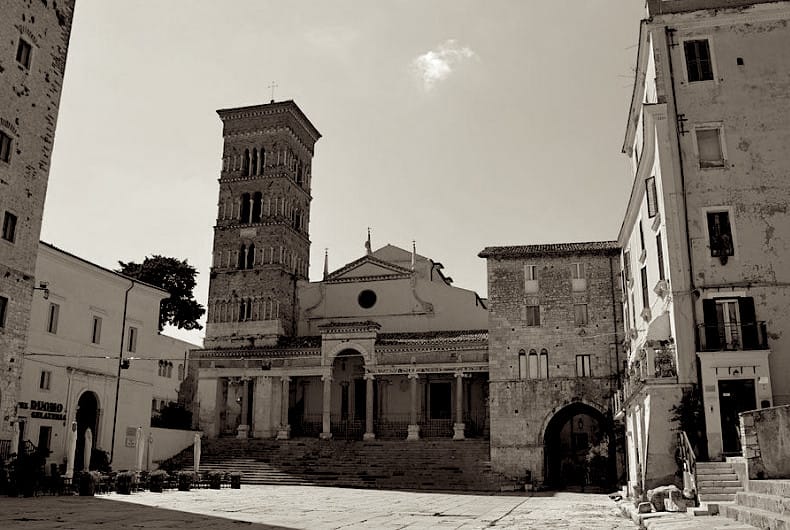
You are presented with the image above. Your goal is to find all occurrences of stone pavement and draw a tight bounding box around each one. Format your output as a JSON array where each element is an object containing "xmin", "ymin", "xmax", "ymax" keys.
[{"xmin": 0, "ymin": 486, "xmax": 636, "ymax": 529}]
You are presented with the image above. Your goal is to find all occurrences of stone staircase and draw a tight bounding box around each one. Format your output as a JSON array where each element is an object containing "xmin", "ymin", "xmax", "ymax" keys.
[
  {"xmin": 723, "ymin": 480, "xmax": 790, "ymax": 529},
  {"xmin": 697, "ymin": 461, "xmax": 745, "ymax": 503},
  {"xmin": 161, "ymin": 438, "xmax": 520, "ymax": 492}
]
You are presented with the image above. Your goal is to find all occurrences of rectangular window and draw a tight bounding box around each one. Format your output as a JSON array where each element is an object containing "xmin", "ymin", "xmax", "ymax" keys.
[
  {"xmin": 39, "ymin": 370, "xmax": 51, "ymax": 390},
  {"xmin": 684, "ymin": 39, "xmax": 713, "ymax": 82},
  {"xmin": 639, "ymin": 221, "xmax": 646, "ymax": 252},
  {"xmin": 47, "ymin": 303, "xmax": 59, "ymax": 334},
  {"xmin": 16, "ymin": 37, "xmax": 32, "ymax": 69},
  {"xmin": 646, "ymin": 177, "xmax": 658, "ymax": 218},
  {"xmin": 2, "ymin": 212, "xmax": 17, "ymax": 242},
  {"xmin": 525, "ymin": 265, "xmax": 537, "ymax": 281},
  {"xmin": 526, "ymin": 305, "xmax": 540, "ymax": 327},
  {"xmin": 707, "ymin": 211, "xmax": 735, "ymax": 258},
  {"xmin": 0, "ymin": 296, "xmax": 7, "ymax": 327},
  {"xmin": 571, "ymin": 263, "xmax": 585, "ymax": 280},
  {"xmin": 91, "ymin": 316, "xmax": 102, "ymax": 344},
  {"xmin": 128, "ymin": 326, "xmax": 138, "ymax": 352},
  {"xmin": 576, "ymin": 355, "xmax": 592, "ymax": 377},
  {"xmin": 640, "ymin": 267, "xmax": 649, "ymax": 309},
  {"xmin": 696, "ymin": 128, "xmax": 725, "ymax": 168},
  {"xmin": 623, "ymin": 251, "xmax": 632, "ymax": 282},
  {"xmin": 0, "ymin": 131, "xmax": 12, "ymax": 163},
  {"xmin": 152, "ymin": 399, "xmax": 158, "ymax": 412},
  {"xmin": 574, "ymin": 303, "xmax": 589, "ymax": 326},
  {"xmin": 656, "ymin": 234, "xmax": 666, "ymax": 281}
]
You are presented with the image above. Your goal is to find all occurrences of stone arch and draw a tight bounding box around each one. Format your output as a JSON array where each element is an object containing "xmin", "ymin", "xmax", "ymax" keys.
[
  {"xmin": 541, "ymin": 400, "xmax": 614, "ymax": 489},
  {"xmin": 75, "ymin": 390, "xmax": 100, "ymax": 472},
  {"xmin": 324, "ymin": 342, "xmax": 372, "ymax": 367}
]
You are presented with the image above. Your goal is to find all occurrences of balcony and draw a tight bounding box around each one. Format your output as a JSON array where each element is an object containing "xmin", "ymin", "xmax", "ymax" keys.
[
  {"xmin": 623, "ymin": 342, "xmax": 678, "ymax": 402},
  {"xmin": 696, "ymin": 322, "xmax": 769, "ymax": 352}
]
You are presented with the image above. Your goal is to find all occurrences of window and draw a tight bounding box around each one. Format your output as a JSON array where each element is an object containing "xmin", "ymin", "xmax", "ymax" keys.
[
  {"xmin": 39, "ymin": 370, "xmax": 51, "ymax": 390},
  {"xmin": 166, "ymin": 363, "xmax": 172, "ymax": 378},
  {"xmin": 574, "ymin": 304, "xmax": 589, "ymax": 326},
  {"xmin": 539, "ymin": 349, "xmax": 549, "ymax": 379},
  {"xmin": 127, "ymin": 326, "xmax": 137, "ymax": 353},
  {"xmin": 2, "ymin": 212, "xmax": 17, "ymax": 242},
  {"xmin": 0, "ymin": 131, "xmax": 12, "ymax": 163},
  {"xmin": 16, "ymin": 37, "xmax": 32, "ymax": 69},
  {"xmin": 152, "ymin": 399, "xmax": 158, "ymax": 412},
  {"xmin": 707, "ymin": 211, "xmax": 734, "ymax": 259},
  {"xmin": 639, "ymin": 221, "xmax": 646, "ymax": 252},
  {"xmin": 696, "ymin": 128, "xmax": 725, "ymax": 168},
  {"xmin": 91, "ymin": 316, "xmax": 102, "ymax": 344},
  {"xmin": 528, "ymin": 349, "xmax": 538, "ymax": 379},
  {"xmin": 640, "ymin": 267, "xmax": 649, "ymax": 309},
  {"xmin": 178, "ymin": 364, "xmax": 184, "ymax": 381},
  {"xmin": 576, "ymin": 355, "xmax": 592, "ymax": 377},
  {"xmin": 646, "ymin": 177, "xmax": 658, "ymax": 218},
  {"xmin": 525, "ymin": 305, "xmax": 540, "ymax": 327},
  {"xmin": 47, "ymin": 303, "xmax": 59, "ymax": 334},
  {"xmin": 0, "ymin": 296, "xmax": 7, "ymax": 328},
  {"xmin": 571, "ymin": 263, "xmax": 585, "ymax": 280},
  {"xmin": 684, "ymin": 39, "xmax": 713, "ymax": 82},
  {"xmin": 518, "ymin": 349, "xmax": 527, "ymax": 380},
  {"xmin": 656, "ymin": 234, "xmax": 666, "ymax": 281},
  {"xmin": 525, "ymin": 265, "xmax": 537, "ymax": 281},
  {"xmin": 623, "ymin": 251, "xmax": 632, "ymax": 282}
]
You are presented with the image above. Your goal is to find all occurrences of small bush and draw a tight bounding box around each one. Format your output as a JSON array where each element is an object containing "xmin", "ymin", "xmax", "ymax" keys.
[
  {"xmin": 208, "ymin": 471, "xmax": 222, "ymax": 489},
  {"xmin": 230, "ymin": 472, "xmax": 241, "ymax": 489},
  {"xmin": 177, "ymin": 471, "xmax": 195, "ymax": 491},
  {"xmin": 116, "ymin": 471, "xmax": 137, "ymax": 495},
  {"xmin": 149, "ymin": 470, "xmax": 168, "ymax": 493}
]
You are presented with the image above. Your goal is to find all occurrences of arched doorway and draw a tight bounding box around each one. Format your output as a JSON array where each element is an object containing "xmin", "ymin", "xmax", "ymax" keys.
[
  {"xmin": 543, "ymin": 402, "xmax": 613, "ymax": 490},
  {"xmin": 331, "ymin": 349, "xmax": 369, "ymax": 439},
  {"xmin": 75, "ymin": 391, "xmax": 99, "ymax": 471}
]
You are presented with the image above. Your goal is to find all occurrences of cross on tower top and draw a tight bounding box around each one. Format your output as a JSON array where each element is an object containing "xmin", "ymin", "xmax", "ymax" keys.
[{"xmin": 267, "ymin": 81, "xmax": 278, "ymax": 103}]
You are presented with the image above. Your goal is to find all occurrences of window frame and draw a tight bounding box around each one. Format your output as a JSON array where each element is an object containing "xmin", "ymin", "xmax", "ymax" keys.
[
  {"xmin": 704, "ymin": 207, "xmax": 737, "ymax": 260},
  {"xmin": 656, "ymin": 233, "xmax": 666, "ymax": 281},
  {"xmin": 91, "ymin": 316, "xmax": 102, "ymax": 344},
  {"xmin": 39, "ymin": 370, "xmax": 51, "ymax": 391},
  {"xmin": 646, "ymin": 177, "xmax": 658, "ymax": 218},
  {"xmin": 640, "ymin": 266, "xmax": 650, "ymax": 310},
  {"xmin": 525, "ymin": 305, "xmax": 540, "ymax": 327},
  {"xmin": 694, "ymin": 124, "xmax": 727, "ymax": 169},
  {"xmin": 574, "ymin": 303, "xmax": 589, "ymax": 326},
  {"xmin": 2, "ymin": 211, "xmax": 17, "ymax": 243},
  {"xmin": 576, "ymin": 355, "xmax": 592, "ymax": 378},
  {"xmin": 16, "ymin": 37, "xmax": 33, "ymax": 69},
  {"xmin": 524, "ymin": 264, "xmax": 537, "ymax": 281},
  {"xmin": 0, "ymin": 295, "xmax": 7, "ymax": 328},
  {"xmin": 571, "ymin": 262, "xmax": 585, "ymax": 280},
  {"xmin": 682, "ymin": 37, "xmax": 716, "ymax": 83},
  {"xmin": 127, "ymin": 326, "xmax": 138, "ymax": 353},
  {"xmin": 0, "ymin": 130, "xmax": 12, "ymax": 164},
  {"xmin": 47, "ymin": 302, "xmax": 59, "ymax": 334}
]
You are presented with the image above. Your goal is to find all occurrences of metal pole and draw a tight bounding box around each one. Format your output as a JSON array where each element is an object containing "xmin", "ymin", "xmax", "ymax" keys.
[{"xmin": 110, "ymin": 280, "xmax": 134, "ymax": 464}]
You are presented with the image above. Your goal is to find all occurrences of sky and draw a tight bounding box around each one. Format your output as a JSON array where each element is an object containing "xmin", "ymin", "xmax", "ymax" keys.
[{"xmin": 41, "ymin": 0, "xmax": 647, "ymax": 346}]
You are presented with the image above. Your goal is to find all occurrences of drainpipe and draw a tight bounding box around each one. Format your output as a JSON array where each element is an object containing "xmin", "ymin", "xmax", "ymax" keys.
[{"xmin": 110, "ymin": 280, "xmax": 135, "ymax": 464}]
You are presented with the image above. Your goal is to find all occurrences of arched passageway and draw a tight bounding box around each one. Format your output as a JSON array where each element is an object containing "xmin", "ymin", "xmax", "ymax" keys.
[
  {"xmin": 543, "ymin": 402, "xmax": 614, "ymax": 489},
  {"xmin": 75, "ymin": 391, "xmax": 99, "ymax": 471},
  {"xmin": 330, "ymin": 349, "xmax": 370, "ymax": 439}
]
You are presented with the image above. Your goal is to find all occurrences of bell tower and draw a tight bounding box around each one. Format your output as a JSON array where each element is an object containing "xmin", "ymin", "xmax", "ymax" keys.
[{"xmin": 205, "ymin": 101, "xmax": 321, "ymax": 347}]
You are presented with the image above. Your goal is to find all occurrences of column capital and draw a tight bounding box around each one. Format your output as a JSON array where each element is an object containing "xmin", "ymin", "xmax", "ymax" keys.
[
  {"xmin": 321, "ymin": 374, "xmax": 332, "ymax": 382},
  {"xmin": 364, "ymin": 372, "xmax": 376, "ymax": 381},
  {"xmin": 408, "ymin": 372, "xmax": 420, "ymax": 380},
  {"xmin": 454, "ymin": 371, "xmax": 465, "ymax": 379},
  {"xmin": 282, "ymin": 375, "xmax": 291, "ymax": 383}
]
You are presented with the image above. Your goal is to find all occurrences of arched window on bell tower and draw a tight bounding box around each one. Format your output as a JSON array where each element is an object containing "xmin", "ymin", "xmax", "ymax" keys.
[
  {"xmin": 242, "ymin": 149, "xmax": 250, "ymax": 176},
  {"xmin": 246, "ymin": 243, "xmax": 255, "ymax": 269},
  {"xmin": 238, "ymin": 244, "xmax": 246, "ymax": 269},
  {"xmin": 296, "ymin": 161, "xmax": 303, "ymax": 186},
  {"xmin": 251, "ymin": 192, "xmax": 262, "ymax": 223},
  {"xmin": 238, "ymin": 299, "xmax": 246, "ymax": 322},
  {"xmin": 240, "ymin": 193, "xmax": 251, "ymax": 223},
  {"xmin": 251, "ymin": 148, "xmax": 258, "ymax": 176}
]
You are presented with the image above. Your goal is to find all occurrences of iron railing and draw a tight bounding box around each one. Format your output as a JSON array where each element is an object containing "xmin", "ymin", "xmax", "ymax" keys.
[
  {"xmin": 0, "ymin": 439, "xmax": 11, "ymax": 460},
  {"xmin": 696, "ymin": 321, "xmax": 768, "ymax": 351},
  {"xmin": 677, "ymin": 430, "xmax": 697, "ymax": 499}
]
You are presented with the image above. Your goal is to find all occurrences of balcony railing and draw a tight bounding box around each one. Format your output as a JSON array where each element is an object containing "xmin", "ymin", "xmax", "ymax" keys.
[
  {"xmin": 696, "ymin": 321, "xmax": 768, "ymax": 352},
  {"xmin": 623, "ymin": 344, "xmax": 678, "ymax": 401}
]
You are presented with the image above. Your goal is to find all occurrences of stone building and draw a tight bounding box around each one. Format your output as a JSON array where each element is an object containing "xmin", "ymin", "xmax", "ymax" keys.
[
  {"xmin": 617, "ymin": 0, "xmax": 790, "ymax": 493},
  {"xmin": 479, "ymin": 243, "xmax": 624, "ymax": 488},
  {"xmin": 195, "ymin": 101, "xmax": 490, "ymax": 444},
  {"xmin": 0, "ymin": 0, "xmax": 76, "ymax": 454}
]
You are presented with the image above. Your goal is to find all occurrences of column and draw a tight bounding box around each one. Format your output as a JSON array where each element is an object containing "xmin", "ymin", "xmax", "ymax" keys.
[
  {"xmin": 320, "ymin": 373, "xmax": 332, "ymax": 440},
  {"xmin": 276, "ymin": 376, "xmax": 291, "ymax": 440},
  {"xmin": 453, "ymin": 372, "xmax": 466, "ymax": 440},
  {"xmin": 253, "ymin": 376, "xmax": 274, "ymax": 438},
  {"xmin": 237, "ymin": 379, "xmax": 250, "ymax": 439},
  {"xmin": 406, "ymin": 373, "xmax": 420, "ymax": 441},
  {"xmin": 363, "ymin": 373, "xmax": 375, "ymax": 441},
  {"xmin": 247, "ymin": 197, "xmax": 254, "ymax": 223}
]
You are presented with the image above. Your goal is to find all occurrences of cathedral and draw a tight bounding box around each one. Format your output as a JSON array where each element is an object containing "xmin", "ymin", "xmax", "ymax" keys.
[{"xmin": 193, "ymin": 100, "xmax": 623, "ymax": 487}]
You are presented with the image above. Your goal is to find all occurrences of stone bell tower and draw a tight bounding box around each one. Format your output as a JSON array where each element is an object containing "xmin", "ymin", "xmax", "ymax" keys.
[{"xmin": 205, "ymin": 101, "xmax": 321, "ymax": 348}]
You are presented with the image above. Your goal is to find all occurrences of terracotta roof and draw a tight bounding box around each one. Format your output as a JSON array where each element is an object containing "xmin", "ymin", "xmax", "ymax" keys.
[
  {"xmin": 376, "ymin": 330, "xmax": 488, "ymax": 345},
  {"xmin": 479, "ymin": 241, "xmax": 620, "ymax": 258}
]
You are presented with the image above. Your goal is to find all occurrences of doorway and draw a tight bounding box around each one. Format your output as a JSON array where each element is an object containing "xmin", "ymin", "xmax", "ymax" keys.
[
  {"xmin": 718, "ymin": 378, "xmax": 756, "ymax": 455},
  {"xmin": 75, "ymin": 392, "xmax": 99, "ymax": 471}
]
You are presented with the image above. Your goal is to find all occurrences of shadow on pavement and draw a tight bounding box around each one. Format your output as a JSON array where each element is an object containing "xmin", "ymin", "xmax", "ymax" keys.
[{"xmin": 0, "ymin": 496, "xmax": 296, "ymax": 529}]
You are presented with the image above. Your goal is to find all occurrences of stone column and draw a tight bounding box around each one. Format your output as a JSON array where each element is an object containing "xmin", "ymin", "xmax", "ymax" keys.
[
  {"xmin": 237, "ymin": 379, "xmax": 250, "ymax": 439},
  {"xmin": 407, "ymin": 373, "xmax": 420, "ymax": 441},
  {"xmin": 247, "ymin": 197, "xmax": 254, "ymax": 223},
  {"xmin": 363, "ymin": 373, "xmax": 375, "ymax": 441},
  {"xmin": 276, "ymin": 376, "xmax": 291, "ymax": 440},
  {"xmin": 320, "ymin": 373, "xmax": 332, "ymax": 440},
  {"xmin": 453, "ymin": 372, "xmax": 466, "ymax": 440}
]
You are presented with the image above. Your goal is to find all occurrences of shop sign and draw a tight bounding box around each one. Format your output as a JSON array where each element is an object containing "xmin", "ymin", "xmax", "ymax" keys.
[{"xmin": 17, "ymin": 400, "xmax": 67, "ymax": 421}]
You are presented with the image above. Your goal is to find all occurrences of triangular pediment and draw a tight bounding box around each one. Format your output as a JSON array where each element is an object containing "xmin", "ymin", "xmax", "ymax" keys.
[{"xmin": 326, "ymin": 255, "xmax": 413, "ymax": 282}]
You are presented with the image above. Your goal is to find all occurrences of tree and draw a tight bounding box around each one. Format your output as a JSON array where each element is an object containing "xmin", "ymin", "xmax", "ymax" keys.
[{"xmin": 117, "ymin": 256, "xmax": 205, "ymax": 330}]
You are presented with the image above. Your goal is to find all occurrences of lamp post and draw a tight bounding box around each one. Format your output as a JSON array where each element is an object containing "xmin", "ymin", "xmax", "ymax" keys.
[{"xmin": 110, "ymin": 280, "xmax": 135, "ymax": 464}]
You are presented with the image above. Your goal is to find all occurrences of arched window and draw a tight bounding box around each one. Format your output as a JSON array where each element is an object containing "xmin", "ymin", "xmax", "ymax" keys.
[
  {"xmin": 260, "ymin": 147, "xmax": 266, "ymax": 173},
  {"xmin": 518, "ymin": 349, "xmax": 527, "ymax": 380},
  {"xmin": 158, "ymin": 360, "xmax": 164, "ymax": 376},
  {"xmin": 240, "ymin": 193, "xmax": 251, "ymax": 223},
  {"xmin": 296, "ymin": 162, "xmax": 303, "ymax": 185},
  {"xmin": 528, "ymin": 349, "xmax": 538, "ymax": 379},
  {"xmin": 238, "ymin": 244, "xmax": 247, "ymax": 269},
  {"xmin": 166, "ymin": 362, "xmax": 173, "ymax": 378},
  {"xmin": 540, "ymin": 349, "xmax": 549, "ymax": 379},
  {"xmin": 246, "ymin": 243, "xmax": 255, "ymax": 269},
  {"xmin": 251, "ymin": 148, "xmax": 258, "ymax": 176},
  {"xmin": 293, "ymin": 209, "xmax": 302, "ymax": 231},
  {"xmin": 238, "ymin": 300, "xmax": 246, "ymax": 322},
  {"xmin": 242, "ymin": 149, "xmax": 250, "ymax": 176},
  {"xmin": 252, "ymin": 192, "xmax": 262, "ymax": 223},
  {"xmin": 178, "ymin": 364, "xmax": 184, "ymax": 380}
]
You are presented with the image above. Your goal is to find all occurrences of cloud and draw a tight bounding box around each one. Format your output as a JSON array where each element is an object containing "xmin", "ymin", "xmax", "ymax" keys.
[{"xmin": 412, "ymin": 39, "xmax": 476, "ymax": 91}]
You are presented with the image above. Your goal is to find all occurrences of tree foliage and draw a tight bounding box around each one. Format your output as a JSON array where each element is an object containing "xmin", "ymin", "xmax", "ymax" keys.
[{"xmin": 117, "ymin": 255, "xmax": 204, "ymax": 330}]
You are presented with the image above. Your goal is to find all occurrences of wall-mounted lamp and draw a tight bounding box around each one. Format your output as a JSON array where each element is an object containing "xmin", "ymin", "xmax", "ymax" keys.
[{"xmin": 33, "ymin": 281, "xmax": 49, "ymax": 300}]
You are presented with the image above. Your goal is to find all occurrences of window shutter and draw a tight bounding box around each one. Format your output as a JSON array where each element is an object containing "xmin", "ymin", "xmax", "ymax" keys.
[
  {"xmin": 646, "ymin": 177, "xmax": 658, "ymax": 217},
  {"xmin": 738, "ymin": 297, "xmax": 758, "ymax": 349},
  {"xmin": 702, "ymin": 299, "xmax": 720, "ymax": 350}
]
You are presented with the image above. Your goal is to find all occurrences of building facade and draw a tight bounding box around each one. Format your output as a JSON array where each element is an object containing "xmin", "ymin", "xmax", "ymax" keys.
[
  {"xmin": 618, "ymin": 0, "xmax": 790, "ymax": 493},
  {"xmin": 0, "ymin": 0, "xmax": 76, "ymax": 452},
  {"xmin": 20, "ymin": 242, "xmax": 198, "ymax": 473},
  {"xmin": 480, "ymin": 243, "xmax": 624, "ymax": 487}
]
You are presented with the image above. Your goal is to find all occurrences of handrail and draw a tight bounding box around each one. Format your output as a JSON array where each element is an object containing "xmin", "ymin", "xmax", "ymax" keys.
[{"xmin": 677, "ymin": 430, "xmax": 697, "ymax": 495}]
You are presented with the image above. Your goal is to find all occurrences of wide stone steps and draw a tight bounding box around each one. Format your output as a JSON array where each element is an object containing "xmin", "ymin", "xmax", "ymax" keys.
[
  {"xmin": 696, "ymin": 462, "xmax": 744, "ymax": 504},
  {"xmin": 722, "ymin": 480, "xmax": 790, "ymax": 529},
  {"xmin": 166, "ymin": 438, "xmax": 514, "ymax": 492}
]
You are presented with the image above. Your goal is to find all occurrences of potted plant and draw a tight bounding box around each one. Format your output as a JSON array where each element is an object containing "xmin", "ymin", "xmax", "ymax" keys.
[
  {"xmin": 116, "ymin": 471, "xmax": 136, "ymax": 495},
  {"xmin": 230, "ymin": 472, "xmax": 242, "ymax": 489},
  {"xmin": 208, "ymin": 471, "xmax": 222, "ymax": 490},
  {"xmin": 78, "ymin": 471, "xmax": 101, "ymax": 496},
  {"xmin": 177, "ymin": 471, "xmax": 194, "ymax": 491},
  {"xmin": 149, "ymin": 470, "xmax": 168, "ymax": 493}
]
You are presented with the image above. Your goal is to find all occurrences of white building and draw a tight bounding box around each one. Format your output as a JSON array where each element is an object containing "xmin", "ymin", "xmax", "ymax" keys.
[{"xmin": 18, "ymin": 242, "xmax": 199, "ymax": 472}]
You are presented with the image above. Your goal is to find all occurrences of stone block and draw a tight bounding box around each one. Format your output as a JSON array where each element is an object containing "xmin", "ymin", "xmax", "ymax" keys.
[
  {"xmin": 647, "ymin": 485, "xmax": 680, "ymax": 512},
  {"xmin": 664, "ymin": 490, "xmax": 691, "ymax": 512},
  {"xmin": 638, "ymin": 501, "xmax": 653, "ymax": 514}
]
